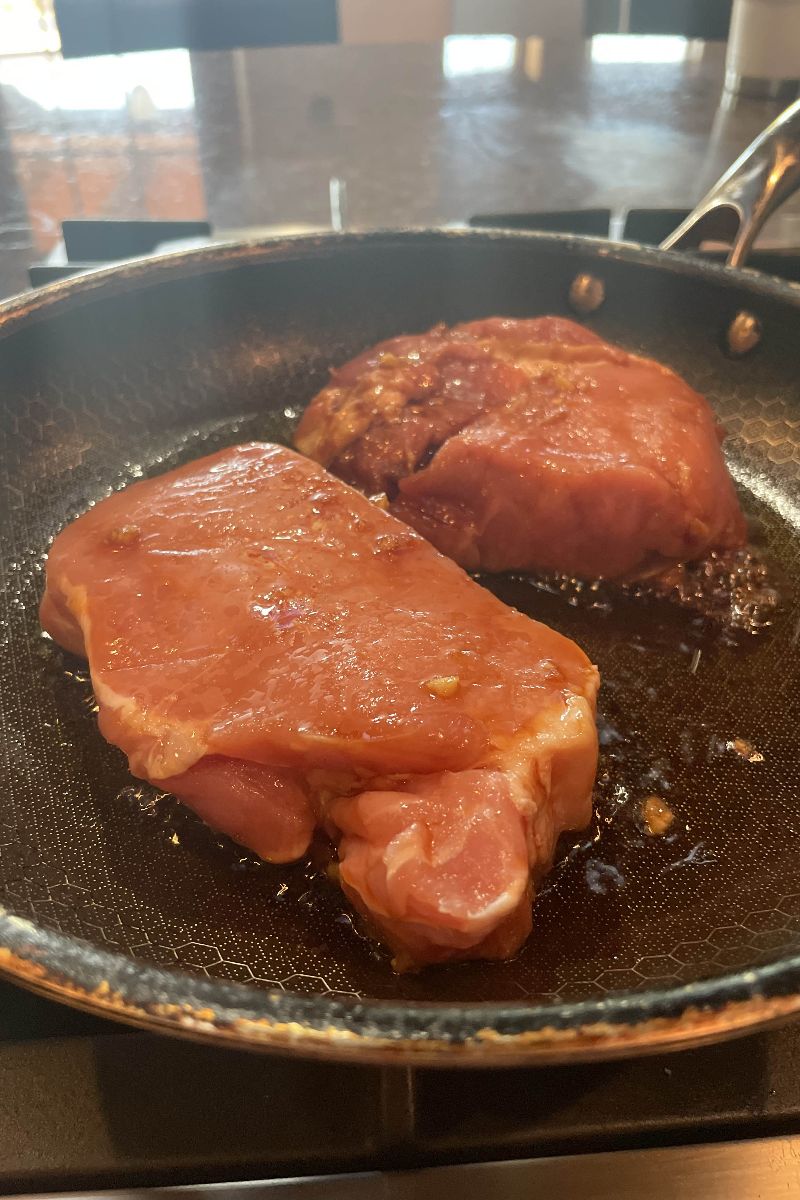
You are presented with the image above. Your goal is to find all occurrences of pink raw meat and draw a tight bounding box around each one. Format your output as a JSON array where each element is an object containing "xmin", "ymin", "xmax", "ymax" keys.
[{"xmin": 41, "ymin": 443, "xmax": 599, "ymax": 966}]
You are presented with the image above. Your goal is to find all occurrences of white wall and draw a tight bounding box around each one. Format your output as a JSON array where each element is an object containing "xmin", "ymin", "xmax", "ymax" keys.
[
  {"xmin": 339, "ymin": 0, "xmax": 453, "ymax": 44},
  {"xmin": 339, "ymin": 0, "xmax": 585, "ymax": 44},
  {"xmin": 451, "ymin": 0, "xmax": 584, "ymax": 39}
]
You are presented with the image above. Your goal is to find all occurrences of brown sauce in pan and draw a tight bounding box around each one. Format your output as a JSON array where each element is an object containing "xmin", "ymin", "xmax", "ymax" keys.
[{"xmin": 502, "ymin": 546, "xmax": 779, "ymax": 641}]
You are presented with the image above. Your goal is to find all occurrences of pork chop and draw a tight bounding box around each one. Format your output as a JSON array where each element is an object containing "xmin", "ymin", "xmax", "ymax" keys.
[
  {"xmin": 295, "ymin": 317, "xmax": 747, "ymax": 580},
  {"xmin": 41, "ymin": 443, "xmax": 599, "ymax": 967}
]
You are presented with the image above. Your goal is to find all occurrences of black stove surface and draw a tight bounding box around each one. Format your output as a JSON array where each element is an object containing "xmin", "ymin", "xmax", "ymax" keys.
[
  {"xmin": 2, "ymin": 975, "xmax": 800, "ymax": 1195},
  {"xmin": 27, "ymin": 214, "xmax": 800, "ymax": 287}
]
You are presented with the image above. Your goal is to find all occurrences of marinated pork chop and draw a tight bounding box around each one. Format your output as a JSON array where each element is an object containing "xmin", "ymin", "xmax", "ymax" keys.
[
  {"xmin": 41, "ymin": 444, "xmax": 599, "ymax": 967},
  {"xmin": 295, "ymin": 317, "xmax": 747, "ymax": 580}
]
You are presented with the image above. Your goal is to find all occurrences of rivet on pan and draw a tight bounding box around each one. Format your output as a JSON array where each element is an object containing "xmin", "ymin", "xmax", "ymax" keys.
[
  {"xmin": 568, "ymin": 273, "xmax": 605, "ymax": 315},
  {"xmin": 727, "ymin": 310, "xmax": 761, "ymax": 357}
]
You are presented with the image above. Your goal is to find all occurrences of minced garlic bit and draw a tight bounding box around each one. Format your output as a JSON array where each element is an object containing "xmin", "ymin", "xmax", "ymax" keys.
[
  {"xmin": 107, "ymin": 524, "xmax": 140, "ymax": 547},
  {"xmin": 369, "ymin": 492, "xmax": 390, "ymax": 510},
  {"xmin": 423, "ymin": 675, "xmax": 460, "ymax": 699},
  {"xmin": 391, "ymin": 950, "xmax": 418, "ymax": 974},
  {"xmin": 729, "ymin": 737, "xmax": 764, "ymax": 763},
  {"xmin": 640, "ymin": 795, "xmax": 675, "ymax": 837}
]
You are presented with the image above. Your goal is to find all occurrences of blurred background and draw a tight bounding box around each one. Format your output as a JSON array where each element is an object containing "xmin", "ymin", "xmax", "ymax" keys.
[{"xmin": 0, "ymin": 0, "xmax": 798, "ymax": 298}]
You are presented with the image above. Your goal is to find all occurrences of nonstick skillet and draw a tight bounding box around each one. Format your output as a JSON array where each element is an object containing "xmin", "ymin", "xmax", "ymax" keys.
[{"xmin": 0, "ymin": 103, "xmax": 799, "ymax": 1066}]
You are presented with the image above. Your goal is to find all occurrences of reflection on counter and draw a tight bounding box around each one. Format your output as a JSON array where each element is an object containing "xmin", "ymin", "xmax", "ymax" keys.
[
  {"xmin": 0, "ymin": 49, "xmax": 202, "ymax": 258},
  {"xmin": 0, "ymin": 31, "xmax": 796, "ymax": 299}
]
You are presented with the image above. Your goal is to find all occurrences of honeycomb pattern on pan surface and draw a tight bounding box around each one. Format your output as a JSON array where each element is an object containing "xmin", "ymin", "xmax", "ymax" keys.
[{"xmin": 1, "ymin": 243, "xmax": 800, "ymax": 1007}]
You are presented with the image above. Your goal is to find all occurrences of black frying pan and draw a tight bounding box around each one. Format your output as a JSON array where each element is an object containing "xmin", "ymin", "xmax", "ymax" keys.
[{"xmin": 1, "ymin": 105, "xmax": 800, "ymax": 1066}]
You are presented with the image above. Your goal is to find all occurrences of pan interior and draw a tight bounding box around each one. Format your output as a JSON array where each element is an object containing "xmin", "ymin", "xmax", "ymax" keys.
[{"xmin": 1, "ymin": 235, "xmax": 799, "ymax": 1010}]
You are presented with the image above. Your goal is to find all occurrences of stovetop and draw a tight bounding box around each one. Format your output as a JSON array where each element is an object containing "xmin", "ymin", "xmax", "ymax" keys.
[
  {"xmin": 7, "ymin": 214, "xmax": 800, "ymax": 1195},
  {"xmin": 3, "ymin": 975, "xmax": 800, "ymax": 1192},
  {"xmin": 27, "ymin": 211, "xmax": 800, "ymax": 288}
]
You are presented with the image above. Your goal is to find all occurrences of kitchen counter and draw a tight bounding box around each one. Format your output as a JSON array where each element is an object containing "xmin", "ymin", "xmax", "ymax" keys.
[{"xmin": 1, "ymin": 34, "xmax": 798, "ymax": 300}]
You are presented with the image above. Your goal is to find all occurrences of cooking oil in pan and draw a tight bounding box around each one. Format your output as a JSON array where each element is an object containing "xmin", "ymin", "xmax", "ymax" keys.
[
  {"xmin": 484, "ymin": 544, "xmax": 787, "ymax": 958},
  {"xmin": 496, "ymin": 545, "xmax": 780, "ymax": 640}
]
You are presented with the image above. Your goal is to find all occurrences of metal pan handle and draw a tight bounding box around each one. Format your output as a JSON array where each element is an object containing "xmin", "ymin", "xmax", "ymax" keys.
[{"xmin": 661, "ymin": 98, "xmax": 800, "ymax": 268}]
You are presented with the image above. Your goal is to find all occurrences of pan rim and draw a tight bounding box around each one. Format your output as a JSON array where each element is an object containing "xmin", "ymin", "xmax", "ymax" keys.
[
  {"xmin": 3, "ymin": 907, "xmax": 800, "ymax": 1064},
  {"xmin": 1, "ymin": 227, "xmax": 799, "ymax": 335},
  {"xmin": 3, "ymin": 227, "xmax": 800, "ymax": 1063}
]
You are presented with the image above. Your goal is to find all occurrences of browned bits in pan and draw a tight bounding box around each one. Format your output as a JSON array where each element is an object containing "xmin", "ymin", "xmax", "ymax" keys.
[
  {"xmin": 639, "ymin": 795, "xmax": 676, "ymax": 837},
  {"xmin": 729, "ymin": 737, "xmax": 765, "ymax": 763}
]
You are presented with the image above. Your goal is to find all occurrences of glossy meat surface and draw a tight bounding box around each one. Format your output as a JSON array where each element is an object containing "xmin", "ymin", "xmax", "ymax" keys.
[
  {"xmin": 41, "ymin": 443, "xmax": 599, "ymax": 966},
  {"xmin": 295, "ymin": 317, "xmax": 747, "ymax": 580}
]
